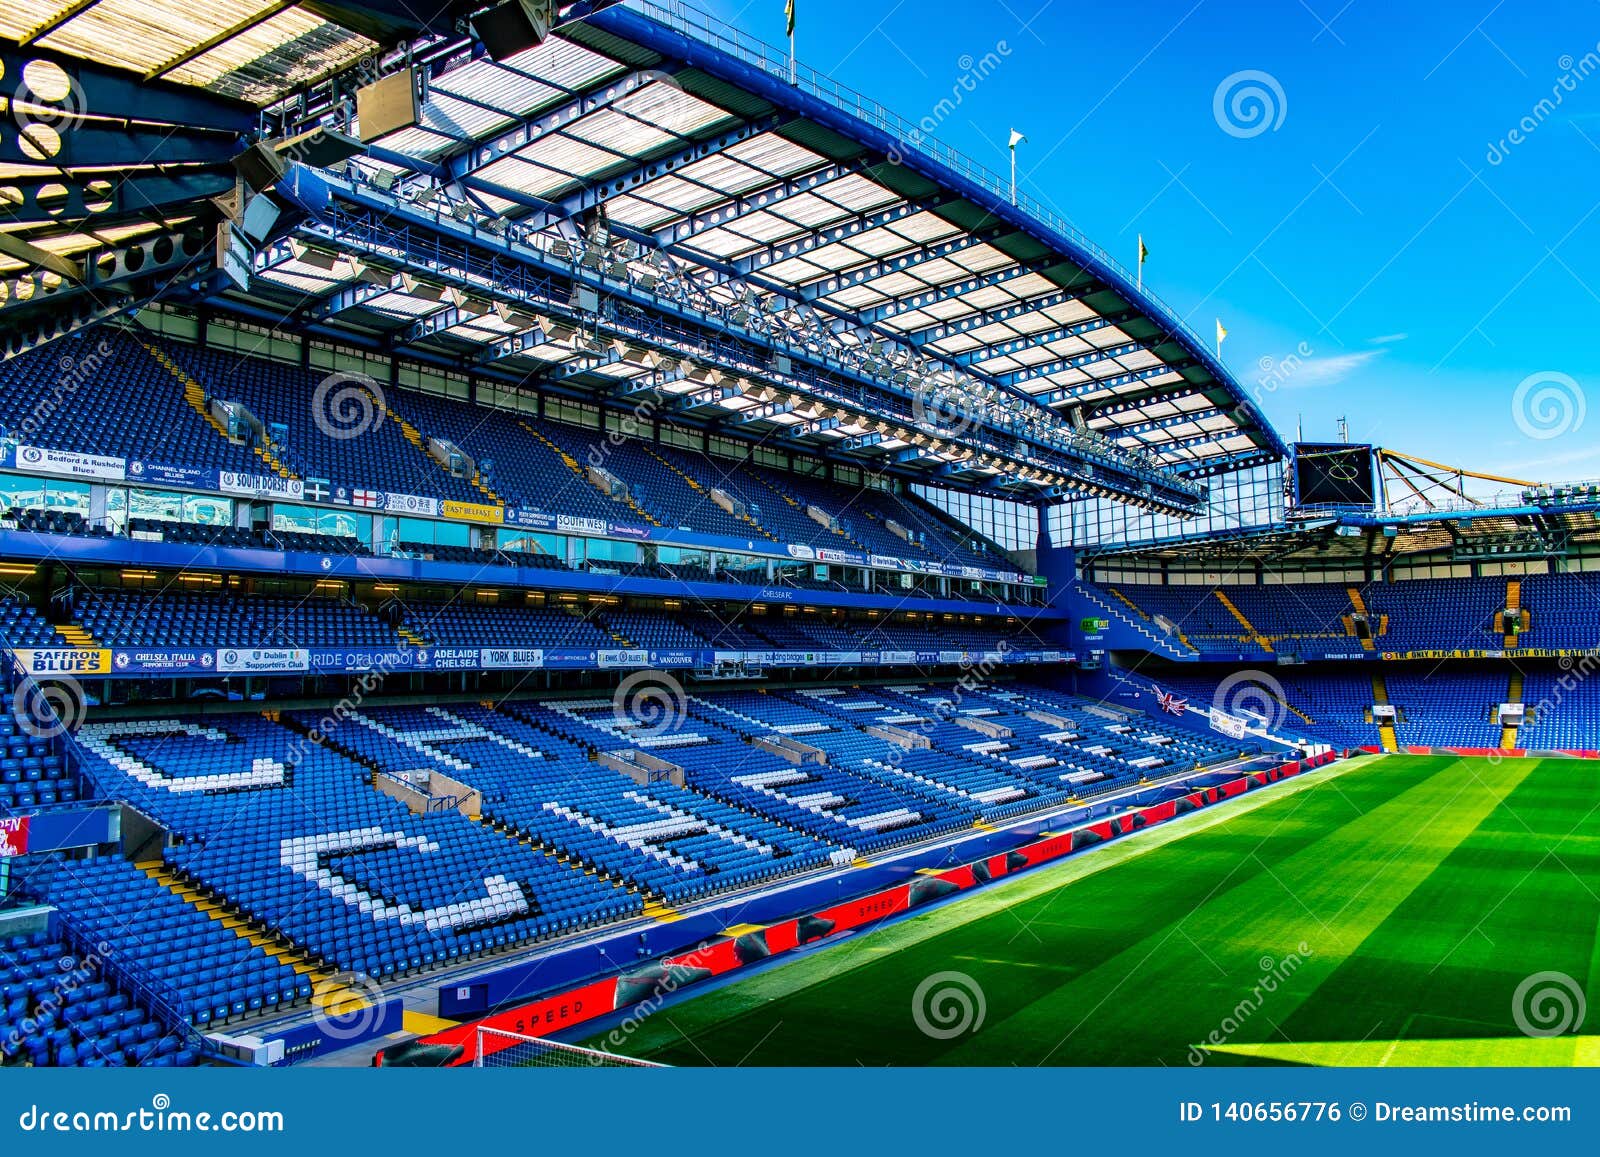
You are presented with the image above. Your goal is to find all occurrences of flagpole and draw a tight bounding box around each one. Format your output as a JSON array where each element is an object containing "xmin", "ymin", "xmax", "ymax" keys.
[
  {"xmin": 789, "ymin": 30, "xmax": 796, "ymax": 84},
  {"xmin": 1136, "ymin": 235, "xmax": 1143, "ymax": 292}
]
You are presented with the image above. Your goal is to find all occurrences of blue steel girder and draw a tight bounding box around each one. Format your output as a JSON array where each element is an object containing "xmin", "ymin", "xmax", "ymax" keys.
[
  {"xmin": 1103, "ymin": 406, "xmax": 1230, "ymax": 437},
  {"xmin": 1085, "ymin": 383, "xmax": 1219, "ymax": 420},
  {"xmin": 950, "ymin": 310, "xmax": 1139, "ymax": 366},
  {"xmin": 739, "ymin": 398, "xmax": 795, "ymax": 423},
  {"xmin": 301, "ymin": 279, "xmax": 394, "ymax": 321},
  {"xmin": 0, "ymin": 171, "xmax": 235, "ymax": 226},
  {"xmin": 732, "ymin": 192, "xmax": 960, "ymax": 277},
  {"xmin": 653, "ymin": 159, "xmax": 873, "ymax": 246},
  {"xmin": 546, "ymin": 114, "xmax": 786, "ymax": 224},
  {"xmin": 447, "ymin": 66, "xmax": 685, "ymax": 190},
  {"xmin": 798, "ymin": 228, "xmax": 1010, "ymax": 302},
  {"xmin": 857, "ymin": 259, "xmax": 1057, "ymax": 326},
  {"xmin": 1178, "ymin": 448, "xmax": 1275, "ymax": 477},
  {"xmin": 906, "ymin": 284, "xmax": 1104, "ymax": 346},
  {"xmin": 839, "ymin": 432, "xmax": 885, "ymax": 452},
  {"xmin": 0, "ymin": 41, "xmax": 253, "ymax": 136},
  {"xmin": 0, "ymin": 122, "xmax": 236, "ymax": 168},
  {"xmin": 995, "ymin": 341, "xmax": 1148, "ymax": 388},
  {"xmin": 1030, "ymin": 363, "xmax": 1191, "ymax": 407},
  {"xmin": 310, "ymin": 180, "xmax": 1199, "ymax": 502}
]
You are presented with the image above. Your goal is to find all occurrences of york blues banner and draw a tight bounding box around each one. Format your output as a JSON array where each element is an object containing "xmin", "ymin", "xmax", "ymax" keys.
[{"xmin": 17, "ymin": 645, "xmax": 1072, "ymax": 679}]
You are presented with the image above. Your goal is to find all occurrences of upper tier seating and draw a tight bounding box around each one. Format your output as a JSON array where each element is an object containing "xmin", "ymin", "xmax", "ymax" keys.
[
  {"xmin": 0, "ymin": 327, "xmax": 1016, "ymax": 578},
  {"xmin": 73, "ymin": 590, "xmax": 405, "ymax": 649}
]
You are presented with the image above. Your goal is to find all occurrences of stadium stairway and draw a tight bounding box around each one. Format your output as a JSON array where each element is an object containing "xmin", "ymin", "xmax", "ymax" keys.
[
  {"xmin": 1371, "ymin": 672, "xmax": 1397, "ymax": 751},
  {"xmin": 637, "ymin": 444, "xmax": 775, "ymax": 540},
  {"xmin": 1345, "ymin": 586, "xmax": 1376, "ymax": 651},
  {"xmin": 734, "ymin": 464, "xmax": 861, "ymax": 549},
  {"xmin": 1504, "ymin": 580, "xmax": 1529, "ymax": 649},
  {"xmin": 1078, "ymin": 585, "xmax": 1196, "ymax": 659},
  {"xmin": 518, "ymin": 420, "xmax": 662, "ymax": 527},
  {"xmin": 390, "ymin": 399, "xmax": 503, "ymax": 507},
  {"xmin": 142, "ymin": 339, "xmax": 298, "ymax": 480},
  {"xmin": 1502, "ymin": 669, "xmax": 1524, "ymax": 749},
  {"xmin": 135, "ymin": 860, "xmax": 382, "ymax": 1031},
  {"xmin": 1212, "ymin": 590, "xmax": 1272, "ymax": 653}
]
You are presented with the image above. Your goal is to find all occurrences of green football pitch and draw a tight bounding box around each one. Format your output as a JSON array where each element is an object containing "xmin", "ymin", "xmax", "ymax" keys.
[{"xmin": 592, "ymin": 754, "xmax": 1600, "ymax": 1066}]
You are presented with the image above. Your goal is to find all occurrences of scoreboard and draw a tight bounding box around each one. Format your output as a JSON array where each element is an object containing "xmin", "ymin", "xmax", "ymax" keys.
[{"xmin": 1292, "ymin": 443, "xmax": 1376, "ymax": 509}]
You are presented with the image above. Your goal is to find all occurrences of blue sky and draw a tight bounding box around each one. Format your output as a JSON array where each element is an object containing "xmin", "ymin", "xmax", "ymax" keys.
[{"xmin": 694, "ymin": 0, "xmax": 1600, "ymax": 485}]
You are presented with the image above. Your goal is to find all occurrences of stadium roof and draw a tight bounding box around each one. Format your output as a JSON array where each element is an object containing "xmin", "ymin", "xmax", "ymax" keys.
[{"xmin": 0, "ymin": 1, "xmax": 1288, "ymax": 512}]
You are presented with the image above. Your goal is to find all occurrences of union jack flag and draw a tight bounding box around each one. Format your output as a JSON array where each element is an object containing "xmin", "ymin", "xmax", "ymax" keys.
[{"xmin": 1152, "ymin": 685, "xmax": 1188, "ymax": 716}]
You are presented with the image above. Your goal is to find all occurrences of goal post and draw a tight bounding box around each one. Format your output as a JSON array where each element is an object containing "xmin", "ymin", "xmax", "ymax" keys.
[{"xmin": 472, "ymin": 1026, "xmax": 668, "ymax": 1068}]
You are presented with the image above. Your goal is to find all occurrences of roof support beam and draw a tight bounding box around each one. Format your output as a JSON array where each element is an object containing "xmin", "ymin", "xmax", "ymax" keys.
[
  {"xmin": 798, "ymin": 228, "xmax": 1008, "ymax": 301},
  {"xmin": 447, "ymin": 66, "xmax": 684, "ymax": 186},
  {"xmin": 546, "ymin": 114, "xmax": 784, "ymax": 224},
  {"xmin": 653, "ymin": 159, "xmax": 880, "ymax": 247},
  {"xmin": 857, "ymin": 259, "xmax": 1056, "ymax": 326},
  {"xmin": 994, "ymin": 341, "xmax": 1147, "ymax": 388},
  {"xmin": 949, "ymin": 310, "xmax": 1138, "ymax": 366},
  {"xmin": 733, "ymin": 193, "xmax": 957, "ymax": 276},
  {"xmin": 901, "ymin": 283, "xmax": 1103, "ymax": 346}
]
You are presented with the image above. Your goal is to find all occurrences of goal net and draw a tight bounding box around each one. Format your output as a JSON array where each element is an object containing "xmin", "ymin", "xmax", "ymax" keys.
[{"xmin": 472, "ymin": 1026, "xmax": 668, "ymax": 1068}]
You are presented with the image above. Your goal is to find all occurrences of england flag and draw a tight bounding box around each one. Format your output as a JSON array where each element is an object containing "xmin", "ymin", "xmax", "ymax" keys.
[{"xmin": 353, "ymin": 489, "xmax": 381, "ymax": 508}]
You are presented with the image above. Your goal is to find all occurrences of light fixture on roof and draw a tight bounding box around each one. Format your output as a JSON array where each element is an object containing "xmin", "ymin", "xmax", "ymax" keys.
[
  {"xmin": 399, "ymin": 274, "xmax": 448, "ymax": 303},
  {"xmin": 474, "ymin": 0, "xmax": 557, "ymax": 61}
]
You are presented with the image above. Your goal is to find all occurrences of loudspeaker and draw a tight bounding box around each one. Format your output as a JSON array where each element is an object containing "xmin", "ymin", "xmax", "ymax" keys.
[
  {"xmin": 356, "ymin": 69, "xmax": 419, "ymax": 142},
  {"xmin": 231, "ymin": 141, "xmax": 286, "ymax": 192},
  {"xmin": 473, "ymin": 0, "xmax": 555, "ymax": 61}
]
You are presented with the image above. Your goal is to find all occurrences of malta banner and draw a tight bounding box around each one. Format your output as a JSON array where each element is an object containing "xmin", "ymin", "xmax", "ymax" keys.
[
  {"xmin": 442, "ymin": 499, "xmax": 504, "ymax": 524},
  {"xmin": 0, "ymin": 816, "xmax": 30, "ymax": 857}
]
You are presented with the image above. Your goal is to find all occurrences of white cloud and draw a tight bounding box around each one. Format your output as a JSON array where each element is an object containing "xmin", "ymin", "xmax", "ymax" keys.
[{"xmin": 1281, "ymin": 348, "xmax": 1386, "ymax": 389}]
